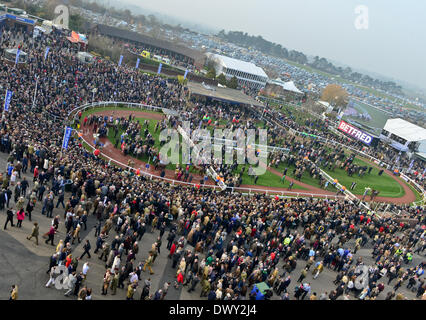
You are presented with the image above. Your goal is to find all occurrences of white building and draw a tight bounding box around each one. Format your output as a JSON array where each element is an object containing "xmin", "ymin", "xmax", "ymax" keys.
[
  {"xmin": 206, "ymin": 53, "xmax": 268, "ymax": 90},
  {"xmin": 380, "ymin": 118, "xmax": 426, "ymax": 153}
]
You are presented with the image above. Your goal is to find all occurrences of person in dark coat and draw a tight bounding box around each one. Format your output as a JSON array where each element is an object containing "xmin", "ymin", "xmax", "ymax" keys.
[{"xmin": 4, "ymin": 208, "xmax": 15, "ymax": 229}]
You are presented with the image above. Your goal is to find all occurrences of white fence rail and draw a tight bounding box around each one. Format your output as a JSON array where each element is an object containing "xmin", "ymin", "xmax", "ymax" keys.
[
  {"xmin": 66, "ymin": 101, "xmax": 351, "ymax": 200},
  {"xmin": 259, "ymin": 105, "xmax": 425, "ymax": 207}
]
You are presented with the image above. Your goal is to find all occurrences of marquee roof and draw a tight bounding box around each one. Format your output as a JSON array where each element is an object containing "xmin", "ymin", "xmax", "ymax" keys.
[
  {"xmin": 208, "ymin": 53, "xmax": 268, "ymax": 79},
  {"xmin": 383, "ymin": 118, "xmax": 426, "ymax": 142},
  {"xmin": 269, "ymin": 78, "xmax": 303, "ymax": 94}
]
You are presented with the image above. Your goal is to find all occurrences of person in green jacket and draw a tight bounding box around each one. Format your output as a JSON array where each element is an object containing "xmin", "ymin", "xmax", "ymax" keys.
[
  {"xmin": 26, "ymin": 222, "xmax": 39, "ymax": 245},
  {"xmin": 200, "ymin": 279, "xmax": 211, "ymax": 297},
  {"xmin": 110, "ymin": 271, "xmax": 119, "ymax": 295}
]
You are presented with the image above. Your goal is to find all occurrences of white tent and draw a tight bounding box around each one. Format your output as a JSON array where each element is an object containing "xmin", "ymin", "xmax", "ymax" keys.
[
  {"xmin": 383, "ymin": 118, "xmax": 426, "ymax": 142},
  {"xmin": 281, "ymin": 80, "xmax": 303, "ymax": 94},
  {"xmin": 269, "ymin": 78, "xmax": 304, "ymax": 94}
]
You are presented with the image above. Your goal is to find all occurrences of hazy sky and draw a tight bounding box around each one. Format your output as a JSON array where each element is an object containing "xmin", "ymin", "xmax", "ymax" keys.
[{"xmin": 121, "ymin": 0, "xmax": 425, "ymax": 89}]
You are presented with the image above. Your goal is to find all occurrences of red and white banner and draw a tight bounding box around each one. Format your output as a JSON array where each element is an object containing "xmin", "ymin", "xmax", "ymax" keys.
[{"xmin": 338, "ymin": 120, "xmax": 372, "ymax": 145}]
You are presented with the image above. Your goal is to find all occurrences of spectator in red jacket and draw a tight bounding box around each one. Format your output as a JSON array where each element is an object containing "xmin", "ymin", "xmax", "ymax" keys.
[
  {"xmin": 33, "ymin": 166, "xmax": 39, "ymax": 182},
  {"xmin": 45, "ymin": 225, "xmax": 56, "ymax": 246},
  {"xmin": 16, "ymin": 208, "xmax": 25, "ymax": 228}
]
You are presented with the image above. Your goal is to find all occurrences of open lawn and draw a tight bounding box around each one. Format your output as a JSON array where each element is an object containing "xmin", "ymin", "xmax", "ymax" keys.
[
  {"xmin": 81, "ymin": 105, "xmax": 164, "ymax": 118},
  {"xmin": 321, "ymin": 157, "xmax": 405, "ymax": 198},
  {"xmin": 342, "ymin": 100, "xmax": 391, "ymax": 135},
  {"xmin": 103, "ymin": 116, "xmax": 307, "ymax": 189},
  {"xmin": 275, "ymin": 155, "xmax": 406, "ymax": 198},
  {"xmin": 80, "ymin": 107, "xmax": 414, "ymax": 198},
  {"xmin": 233, "ymin": 164, "xmax": 306, "ymax": 190}
]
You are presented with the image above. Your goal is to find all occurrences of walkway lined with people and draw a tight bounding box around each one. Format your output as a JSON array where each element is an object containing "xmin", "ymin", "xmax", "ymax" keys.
[
  {"xmin": 81, "ymin": 109, "xmax": 417, "ymax": 205},
  {"xmin": 0, "ymin": 24, "xmax": 424, "ymax": 302}
]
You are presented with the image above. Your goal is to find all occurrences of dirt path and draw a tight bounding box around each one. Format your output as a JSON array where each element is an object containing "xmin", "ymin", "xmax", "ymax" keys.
[{"xmin": 80, "ymin": 109, "xmax": 417, "ymax": 204}]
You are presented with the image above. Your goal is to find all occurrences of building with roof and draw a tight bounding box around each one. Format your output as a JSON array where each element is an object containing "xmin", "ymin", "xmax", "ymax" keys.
[
  {"xmin": 187, "ymin": 81, "xmax": 264, "ymax": 108},
  {"xmin": 0, "ymin": 13, "xmax": 35, "ymax": 32},
  {"xmin": 206, "ymin": 53, "xmax": 268, "ymax": 90},
  {"xmin": 380, "ymin": 118, "xmax": 426, "ymax": 153},
  {"xmin": 91, "ymin": 24, "xmax": 205, "ymax": 68}
]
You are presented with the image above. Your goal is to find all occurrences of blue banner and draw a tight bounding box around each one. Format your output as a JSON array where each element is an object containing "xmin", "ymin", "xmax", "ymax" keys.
[
  {"xmin": 157, "ymin": 63, "xmax": 162, "ymax": 74},
  {"xmin": 62, "ymin": 126, "xmax": 73, "ymax": 150},
  {"xmin": 5, "ymin": 14, "xmax": 35, "ymax": 25},
  {"xmin": 4, "ymin": 90, "xmax": 12, "ymax": 112},
  {"xmin": 44, "ymin": 47, "xmax": 50, "ymax": 60},
  {"xmin": 15, "ymin": 48, "xmax": 21, "ymax": 65},
  {"xmin": 184, "ymin": 69, "xmax": 189, "ymax": 79},
  {"xmin": 118, "ymin": 55, "xmax": 123, "ymax": 66},
  {"xmin": 136, "ymin": 58, "xmax": 140, "ymax": 69}
]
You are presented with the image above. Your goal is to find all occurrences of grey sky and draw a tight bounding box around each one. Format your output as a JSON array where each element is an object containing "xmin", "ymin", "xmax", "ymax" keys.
[{"xmin": 121, "ymin": 0, "xmax": 425, "ymax": 89}]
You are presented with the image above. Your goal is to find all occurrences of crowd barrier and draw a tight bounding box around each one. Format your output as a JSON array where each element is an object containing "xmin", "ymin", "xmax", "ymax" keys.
[{"xmin": 258, "ymin": 105, "xmax": 425, "ymax": 208}]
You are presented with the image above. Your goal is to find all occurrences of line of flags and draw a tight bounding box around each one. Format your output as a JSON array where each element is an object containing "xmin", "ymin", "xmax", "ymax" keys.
[{"xmin": 119, "ymin": 54, "xmax": 189, "ymax": 80}]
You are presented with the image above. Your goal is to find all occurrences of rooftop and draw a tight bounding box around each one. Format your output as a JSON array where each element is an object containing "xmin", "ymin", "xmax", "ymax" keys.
[
  {"xmin": 208, "ymin": 53, "xmax": 268, "ymax": 79},
  {"xmin": 187, "ymin": 81, "xmax": 264, "ymax": 107},
  {"xmin": 93, "ymin": 24, "xmax": 203, "ymax": 61},
  {"xmin": 383, "ymin": 118, "xmax": 426, "ymax": 142}
]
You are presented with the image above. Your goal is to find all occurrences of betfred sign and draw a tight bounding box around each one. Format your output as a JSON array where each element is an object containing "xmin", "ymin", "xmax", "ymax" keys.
[{"xmin": 338, "ymin": 120, "xmax": 372, "ymax": 145}]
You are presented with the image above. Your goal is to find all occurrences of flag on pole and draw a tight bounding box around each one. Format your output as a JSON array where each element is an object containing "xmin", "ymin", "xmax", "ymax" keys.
[
  {"xmin": 157, "ymin": 63, "xmax": 162, "ymax": 74},
  {"xmin": 62, "ymin": 126, "xmax": 73, "ymax": 150},
  {"xmin": 136, "ymin": 58, "xmax": 140, "ymax": 69},
  {"xmin": 118, "ymin": 55, "xmax": 123, "ymax": 66},
  {"xmin": 4, "ymin": 90, "xmax": 13, "ymax": 112},
  {"xmin": 44, "ymin": 47, "xmax": 50, "ymax": 60},
  {"xmin": 15, "ymin": 48, "xmax": 21, "ymax": 65},
  {"xmin": 184, "ymin": 69, "xmax": 189, "ymax": 79}
]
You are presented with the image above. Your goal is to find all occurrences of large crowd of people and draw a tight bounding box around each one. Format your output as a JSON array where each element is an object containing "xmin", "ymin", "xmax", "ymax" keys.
[{"xmin": 0, "ymin": 25, "xmax": 424, "ymax": 301}]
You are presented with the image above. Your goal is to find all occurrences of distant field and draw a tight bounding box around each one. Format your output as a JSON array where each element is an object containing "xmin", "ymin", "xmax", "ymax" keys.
[{"xmin": 342, "ymin": 100, "xmax": 390, "ymax": 135}]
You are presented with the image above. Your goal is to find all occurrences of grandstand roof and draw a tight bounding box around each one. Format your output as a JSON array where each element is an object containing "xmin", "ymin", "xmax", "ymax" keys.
[
  {"xmin": 383, "ymin": 118, "xmax": 426, "ymax": 142},
  {"xmin": 208, "ymin": 53, "xmax": 268, "ymax": 79},
  {"xmin": 187, "ymin": 81, "xmax": 264, "ymax": 107},
  {"xmin": 92, "ymin": 24, "xmax": 203, "ymax": 61}
]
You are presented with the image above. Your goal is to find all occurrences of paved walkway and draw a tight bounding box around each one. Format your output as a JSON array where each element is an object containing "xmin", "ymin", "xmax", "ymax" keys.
[
  {"xmin": 81, "ymin": 110, "xmax": 416, "ymax": 205},
  {"xmin": 0, "ymin": 151, "xmax": 423, "ymax": 300}
]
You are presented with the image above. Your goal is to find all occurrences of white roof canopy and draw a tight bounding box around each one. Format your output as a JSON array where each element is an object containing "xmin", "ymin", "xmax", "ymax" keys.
[
  {"xmin": 208, "ymin": 53, "xmax": 268, "ymax": 79},
  {"xmin": 269, "ymin": 78, "xmax": 303, "ymax": 94},
  {"xmin": 383, "ymin": 118, "xmax": 426, "ymax": 142}
]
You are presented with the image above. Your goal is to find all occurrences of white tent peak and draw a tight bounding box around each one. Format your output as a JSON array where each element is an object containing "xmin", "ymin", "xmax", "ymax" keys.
[{"xmin": 268, "ymin": 78, "xmax": 303, "ymax": 94}]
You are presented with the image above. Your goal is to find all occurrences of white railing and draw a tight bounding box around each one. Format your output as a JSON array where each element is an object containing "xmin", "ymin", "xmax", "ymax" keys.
[
  {"xmin": 79, "ymin": 132, "xmax": 350, "ymax": 200},
  {"xmin": 259, "ymin": 105, "xmax": 425, "ymax": 206},
  {"xmin": 66, "ymin": 101, "xmax": 353, "ymax": 200},
  {"xmin": 67, "ymin": 101, "xmax": 167, "ymax": 120},
  {"xmin": 66, "ymin": 101, "xmax": 424, "ymax": 206},
  {"xmin": 252, "ymin": 105, "xmax": 369, "ymax": 208}
]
